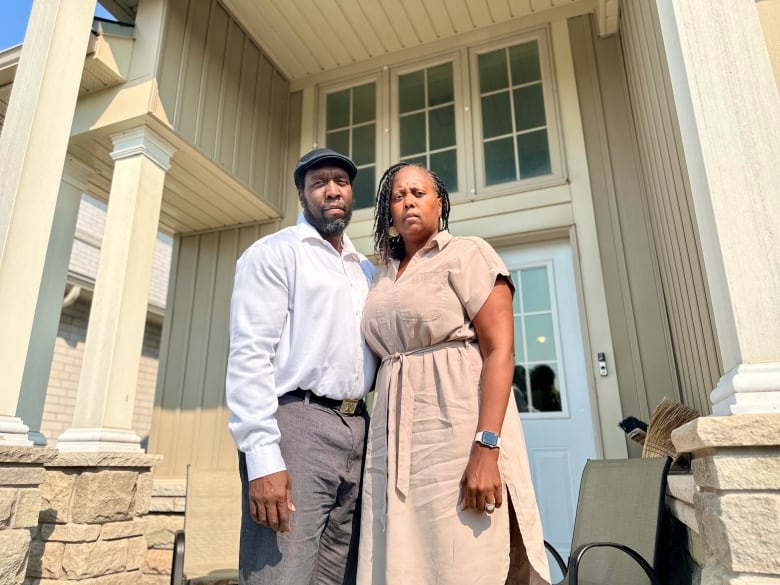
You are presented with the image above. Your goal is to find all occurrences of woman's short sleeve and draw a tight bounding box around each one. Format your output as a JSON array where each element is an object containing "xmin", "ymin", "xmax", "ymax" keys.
[{"xmin": 449, "ymin": 237, "xmax": 515, "ymax": 320}]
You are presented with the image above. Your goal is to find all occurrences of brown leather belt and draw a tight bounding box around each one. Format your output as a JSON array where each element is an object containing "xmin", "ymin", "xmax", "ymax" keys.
[{"xmin": 286, "ymin": 389, "xmax": 364, "ymax": 416}]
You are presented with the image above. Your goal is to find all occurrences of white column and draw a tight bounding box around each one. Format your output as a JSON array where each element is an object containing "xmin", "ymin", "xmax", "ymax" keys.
[
  {"xmin": 0, "ymin": 0, "xmax": 97, "ymax": 446},
  {"xmin": 57, "ymin": 127, "xmax": 175, "ymax": 452},
  {"xmin": 17, "ymin": 158, "xmax": 94, "ymax": 446},
  {"xmin": 657, "ymin": 0, "xmax": 780, "ymax": 414}
]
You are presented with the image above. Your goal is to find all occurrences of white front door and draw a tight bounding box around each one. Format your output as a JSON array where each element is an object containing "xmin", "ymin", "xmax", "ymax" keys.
[{"xmin": 497, "ymin": 239, "xmax": 599, "ymax": 580}]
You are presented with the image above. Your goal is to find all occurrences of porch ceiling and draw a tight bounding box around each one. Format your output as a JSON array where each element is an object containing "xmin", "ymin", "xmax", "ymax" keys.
[{"xmin": 220, "ymin": 0, "xmax": 617, "ymax": 83}]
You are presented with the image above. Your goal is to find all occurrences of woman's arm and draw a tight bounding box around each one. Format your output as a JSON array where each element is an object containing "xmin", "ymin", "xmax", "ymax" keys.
[{"xmin": 459, "ymin": 277, "xmax": 515, "ymax": 514}]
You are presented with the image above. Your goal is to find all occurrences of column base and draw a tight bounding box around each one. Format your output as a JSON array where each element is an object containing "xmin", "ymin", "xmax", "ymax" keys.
[
  {"xmin": 710, "ymin": 362, "xmax": 780, "ymax": 415},
  {"xmin": 0, "ymin": 415, "xmax": 34, "ymax": 446},
  {"xmin": 56, "ymin": 427, "xmax": 144, "ymax": 453},
  {"xmin": 27, "ymin": 430, "xmax": 47, "ymax": 447}
]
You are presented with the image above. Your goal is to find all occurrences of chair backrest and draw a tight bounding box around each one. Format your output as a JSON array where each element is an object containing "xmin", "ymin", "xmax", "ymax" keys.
[
  {"xmin": 567, "ymin": 457, "xmax": 671, "ymax": 585},
  {"xmin": 183, "ymin": 467, "xmax": 242, "ymax": 582}
]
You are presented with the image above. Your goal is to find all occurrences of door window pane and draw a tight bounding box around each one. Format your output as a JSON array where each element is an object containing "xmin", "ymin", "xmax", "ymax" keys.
[
  {"xmin": 477, "ymin": 40, "xmax": 552, "ymax": 187},
  {"xmin": 512, "ymin": 264, "xmax": 563, "ymax": 413},
  {"xmin": 428, "ymin": 63, "xmax": 454, "ymax": 106},
  {"xmin": 352, "ymin": 124, "xmax": 376, "ymax": 166},
  {"xmin": 399, "ymin": 70, "xmax": 424, "ymax": 113},
  {"xmin": 429, "ymin": 105, "xmax": 455, "ymax": 150},
  {"xmin": 352, "ymin": 165, "xmax": 376, "ymax": 210},
  {"xmin": 353, "ymin": 83, "xmax": 376, "ymax": 124},
  {"xmin": 325, "ymin": 130, "xmax": 349, "ymax": 158},
  {"xmin": 326, "ymin": 91, "xmax": 350, "ymax": 130}
]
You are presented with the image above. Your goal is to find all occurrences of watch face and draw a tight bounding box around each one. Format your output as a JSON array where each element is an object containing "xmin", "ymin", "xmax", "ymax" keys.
[{"xmin": 482, "ymin": 431, "xmax": 499, "ymax": 447}]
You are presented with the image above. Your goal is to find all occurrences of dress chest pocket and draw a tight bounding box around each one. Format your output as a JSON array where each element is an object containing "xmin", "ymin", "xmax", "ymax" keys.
[{"xmin": 398, "ymin": 272, "xmax": 449, "ymax": 322}]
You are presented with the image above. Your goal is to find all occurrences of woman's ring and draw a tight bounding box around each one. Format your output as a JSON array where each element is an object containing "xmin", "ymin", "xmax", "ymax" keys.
[{"xmin": 484, "ymin": 503, "xmax": 495, "ymax": 513}]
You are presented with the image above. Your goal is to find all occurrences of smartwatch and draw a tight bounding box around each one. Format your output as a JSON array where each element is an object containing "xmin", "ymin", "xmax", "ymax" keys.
[{"xmin": 474, "ymin": 430, "xmax": 501, "ymax": 449}]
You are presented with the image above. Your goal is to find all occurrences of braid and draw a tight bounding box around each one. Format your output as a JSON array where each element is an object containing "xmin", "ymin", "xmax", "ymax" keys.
[{"xmin": 373, "ymin": 161, "xmax": 451, "ymax": 263}]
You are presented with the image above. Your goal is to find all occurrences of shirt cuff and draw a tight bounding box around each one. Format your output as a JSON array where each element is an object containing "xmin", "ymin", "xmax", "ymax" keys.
[{"xmin": 244, "ymin": 443, "xmax": 286, "ymax": 481}]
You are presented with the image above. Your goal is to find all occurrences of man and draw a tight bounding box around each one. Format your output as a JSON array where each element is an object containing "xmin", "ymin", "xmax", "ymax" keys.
[{"xmin": 226, "ymin": 148, "xmax": 377, "ymax": 585}]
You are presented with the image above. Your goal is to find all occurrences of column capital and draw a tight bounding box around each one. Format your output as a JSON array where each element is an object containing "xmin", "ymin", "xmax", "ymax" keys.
[{"xmin": 110, "ymin": 127, "xmax": 176, "ymax": 171}]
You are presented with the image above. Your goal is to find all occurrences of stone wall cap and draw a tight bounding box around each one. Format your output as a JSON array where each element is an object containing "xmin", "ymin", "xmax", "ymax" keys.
[
  {"xmin": 0, "ymin": 446, "xmax": 59, "ymax": 464},
  {"xmin": 672, "ymin": 413, "xmax": 780, "ymax": 453},
  {"xmin": 46, "ymin": 452, "xmax": 164, "ymax": 468},
  {"xmin": 152, "ymin": 477, "xmax": 187, "ymax": 497}
]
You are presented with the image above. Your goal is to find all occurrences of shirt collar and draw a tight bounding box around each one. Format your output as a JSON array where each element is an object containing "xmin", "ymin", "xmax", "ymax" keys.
[{"xmin": 296, "ymin": 213, "xmax": 360, "ymax": 259}]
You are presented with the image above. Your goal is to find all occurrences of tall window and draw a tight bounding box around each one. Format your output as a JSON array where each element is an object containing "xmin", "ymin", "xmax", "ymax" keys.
[
  {"xmin": 325, "ymin": 82, "xmax": 377, "ymax": 209},
  {"xmin": 397, "ymin": 62, "xmax": 458, "ymax": 192},
  {"xmin": 511, "ymin": 264, "xmax": 564, "ymax": 413},
  {"xmin": 477, "ymin": 40, "xmax": 552, "ymax": 187}
]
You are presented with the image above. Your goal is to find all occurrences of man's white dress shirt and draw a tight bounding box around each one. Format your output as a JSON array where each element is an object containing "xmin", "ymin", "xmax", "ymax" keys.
[{"xmin": 226, "ymin": 215, "xmax": 377, "ymax": 481}]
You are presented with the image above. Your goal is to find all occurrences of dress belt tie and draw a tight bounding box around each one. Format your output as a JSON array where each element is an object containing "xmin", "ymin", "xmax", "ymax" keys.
[{"xmin": 381, "ymin": 339, "xmax": 473, "ymax": 499}]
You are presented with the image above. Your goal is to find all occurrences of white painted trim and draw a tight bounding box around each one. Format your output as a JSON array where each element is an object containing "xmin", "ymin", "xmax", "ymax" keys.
[
  {"xmin": 56, "ymin": 427, "xmax": 144, "ymax": 453},
  {"xmin": 711, "ymin": 362, "xmax": 780, "ymax": 415},
  {"xmin": 110, "ymin": 127, "xmax": 176, "ymax": 171},
  {"xmin": 0, "ymin": 415, "xmax": 33, "ymax": 446}
]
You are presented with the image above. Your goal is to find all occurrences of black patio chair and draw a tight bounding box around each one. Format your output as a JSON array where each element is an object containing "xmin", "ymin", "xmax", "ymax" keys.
[{"xmin": 545, "ymin": 456, "xmax": 672, "ymax": 585}]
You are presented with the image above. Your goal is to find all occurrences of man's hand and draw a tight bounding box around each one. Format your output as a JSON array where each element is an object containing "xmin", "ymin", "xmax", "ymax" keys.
[{"xmin": 248, "ymin": 470, "xmax": 295, "ymax": 533}]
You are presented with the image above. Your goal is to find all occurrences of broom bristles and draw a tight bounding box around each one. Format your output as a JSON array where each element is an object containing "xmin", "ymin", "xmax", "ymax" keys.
[{"xmin": 642, "ymin": 397, "xmax": 699, "ymax": 461}]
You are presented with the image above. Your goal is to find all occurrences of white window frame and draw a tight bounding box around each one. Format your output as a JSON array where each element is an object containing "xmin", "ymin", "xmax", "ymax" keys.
[
  {"xmin": 469, "ymin": 26, "xmax": 566, "ymax": 198},
  {"xmin": 316, "ymin": 71, "xmax": 387, "ymax": 216},
  {"xmin": 389, "ymin": 52, "xmax": 467, "ymax": 199}
]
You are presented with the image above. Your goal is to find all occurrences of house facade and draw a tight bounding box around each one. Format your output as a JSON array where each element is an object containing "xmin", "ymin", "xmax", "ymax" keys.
[{"xmin": 0, "ymin": 1, "xmax": 778, "ymax": 584}]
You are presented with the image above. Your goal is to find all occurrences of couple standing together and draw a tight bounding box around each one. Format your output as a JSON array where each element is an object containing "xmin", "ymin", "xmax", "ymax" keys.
[{"xmin": 226, "ymin": 148, "xmax": 550, "ymax": 585}]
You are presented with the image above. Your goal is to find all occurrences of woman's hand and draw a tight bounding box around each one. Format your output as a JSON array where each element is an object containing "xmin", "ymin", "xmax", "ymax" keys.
[{"xmin": 459, "ymin": 444, "xmax": 503, "ymax": 513}]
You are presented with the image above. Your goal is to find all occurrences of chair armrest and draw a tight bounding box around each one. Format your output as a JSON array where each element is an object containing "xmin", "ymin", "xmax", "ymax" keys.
[
  {"xmin": 568, "ymin": 542, "xmax": 661, "ymax": 585},
  {"xmin": 171, "ymin": 530, "xmax": 186, "ymax": 585},
  {"xmin": 543, "ymin": 540, "xmax": 568, "ymax": 576}
]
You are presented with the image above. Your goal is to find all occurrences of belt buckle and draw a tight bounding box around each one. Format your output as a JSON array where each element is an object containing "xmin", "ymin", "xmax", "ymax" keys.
[{"xmin": 338, "ymin": 399, "xmax": 360, "ymax": 415}]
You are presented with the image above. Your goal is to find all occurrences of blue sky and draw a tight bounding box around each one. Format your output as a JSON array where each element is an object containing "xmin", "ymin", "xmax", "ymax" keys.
[{"xmin": 1, "ymin": 1, "xmax": 114, "ymax": 51}]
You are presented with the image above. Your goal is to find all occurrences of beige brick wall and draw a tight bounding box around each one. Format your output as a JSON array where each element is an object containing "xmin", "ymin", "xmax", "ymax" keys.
[{"xmin": 41, "ymin": 298, "xmax": 162, "ymax": 446}]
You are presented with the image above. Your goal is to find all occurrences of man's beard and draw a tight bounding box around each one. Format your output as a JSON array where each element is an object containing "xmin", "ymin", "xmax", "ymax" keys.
[{"xmin": 302, "ymin": 201, "xmax": 352, "ymax": 235}]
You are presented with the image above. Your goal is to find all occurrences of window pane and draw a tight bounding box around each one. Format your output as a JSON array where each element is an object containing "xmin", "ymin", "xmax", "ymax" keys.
[
  {"xmin": 327, "ymin": 90, "xmax": 350, "ymax": 130},
  {"xmin": 428, "ymin": 62, "xmax": 453, "ymax": 107},
  {"xmin": 478, "ymin": 49, "xmax": 508, "ymax": 93},
  {"xmin": 430, "ymin": 149, "xmax": 458, "ymax": 193},
  {"xmin": 429, "ymin": 105, "xmax": 455, "ymax": 150},
  {"xmin": 520, "ymin": 267, "xmax": 551, "ymax": 312},
  {"xmin": 352, "ymin": 124, "xmax": 375, "ymax": 166},
  {"xmin": 525, "ymin": 314, "xmax": 556, "ymax": 361},
  {"xmin": 517, "ymin": 130, "xmax": 551, "ymax": 178},
  {"xmin": 513, "ymin": 364, "xmax": 529, "ymax": 413},
  {"xmin": 513, "ymin": 315, "xmax": 525, "ymax": 358},
  {"xmin": 353, "ymin": 165, "xmax": 376, "ymax": 209},
  {"xmin": 513, "ymin": 84, "xmax": 546, "ymax": 132},
  {"xmin": 400, "ymin": 112, "xmax": 426, "ymax": 156},
  {"xmin": 481, "ymin": 92, "xmax": 512, "ymax": 139},
  {"xmin": 326, "ymin": 129, "xmax": 349, "ymax": 155},
  {"xmin": 530, "ymin": 363, "xmax": 562, "ymax": 412},
  {"xmin": 400, "ymin": 154, "xmax": 427, "ymax": 166},
  {"xmin": 509, "ymin": 41, "xmax": 541, "ymax": 85},
  {"xmin": 352, "ymin": 83, "xmax": 375, "ymax": 124},
  {"xmin": 399, "ymin": 70, "xmax": 425, "ymax": 114},
  {"xmin": 484, "ymin": 138, "xmax": 516, "ymax": 185}
]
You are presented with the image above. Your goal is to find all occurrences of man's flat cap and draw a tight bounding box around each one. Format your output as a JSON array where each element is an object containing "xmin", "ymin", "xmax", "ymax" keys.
[{"xmin": 293, "ymin": 148, "xmax": 357, "ymax": 188}]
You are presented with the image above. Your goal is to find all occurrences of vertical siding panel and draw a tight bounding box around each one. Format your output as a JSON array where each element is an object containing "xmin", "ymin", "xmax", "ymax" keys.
[
  {"xmin": 198, "ymin": 3, "xmax": 230, "ymax": 157},
  {"xmin": 177, "ymin": 0, "xmax": 211, "ymax": 141},
  {"xmin": 176, "ymin": 232, "xmax": 219, "ymax": 470},
  {"xmin": 217, "ymin": 20, "xmax": 245, "ymax": 171},
  {"xmin": 251, "ymin": 57, "xmax": 274, "ymax": 197},
  {"xmin": 619, "ymin": 0, "xmax": 720, "ymax": 414},
  {"xmin": 236, "ymin": 38, "xmax": 260, "ymax": 185},
  {"xmin": 206, "ymin": 229, "xmax": 241, "ymax": 469},
  {"xmin": 157, "ymin": 0, "xmax": 189, "ymax": 119},
  {"xmin": 151, "ymin": 235, "xmax": 199, "ymax": 476},
  {"xmin": 266, "ymin": 70, "xmax": 290, "ymax": 209}
]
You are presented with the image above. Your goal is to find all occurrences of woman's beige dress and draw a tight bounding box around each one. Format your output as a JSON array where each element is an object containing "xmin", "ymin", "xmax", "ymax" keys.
[{"xmin": 357, "ymin": 232, "xmax": 550, "ymax": 585}]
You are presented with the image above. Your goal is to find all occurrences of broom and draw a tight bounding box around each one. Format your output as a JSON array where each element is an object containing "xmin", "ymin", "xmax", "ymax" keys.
[{"xmin": 642, "ymin": 397, "xmax": 699, "ymax": 462}]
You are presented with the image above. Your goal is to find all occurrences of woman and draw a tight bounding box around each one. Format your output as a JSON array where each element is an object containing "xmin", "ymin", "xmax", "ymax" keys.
[{"xmin": 357, "ymin": 162, "xmax": 550, "ymax": 585}]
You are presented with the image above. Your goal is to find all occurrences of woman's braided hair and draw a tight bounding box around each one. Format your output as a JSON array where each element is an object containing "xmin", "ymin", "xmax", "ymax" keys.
[{"xmin": 373, "ymin": 161, "xmax": 451, "ymax": 262}]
